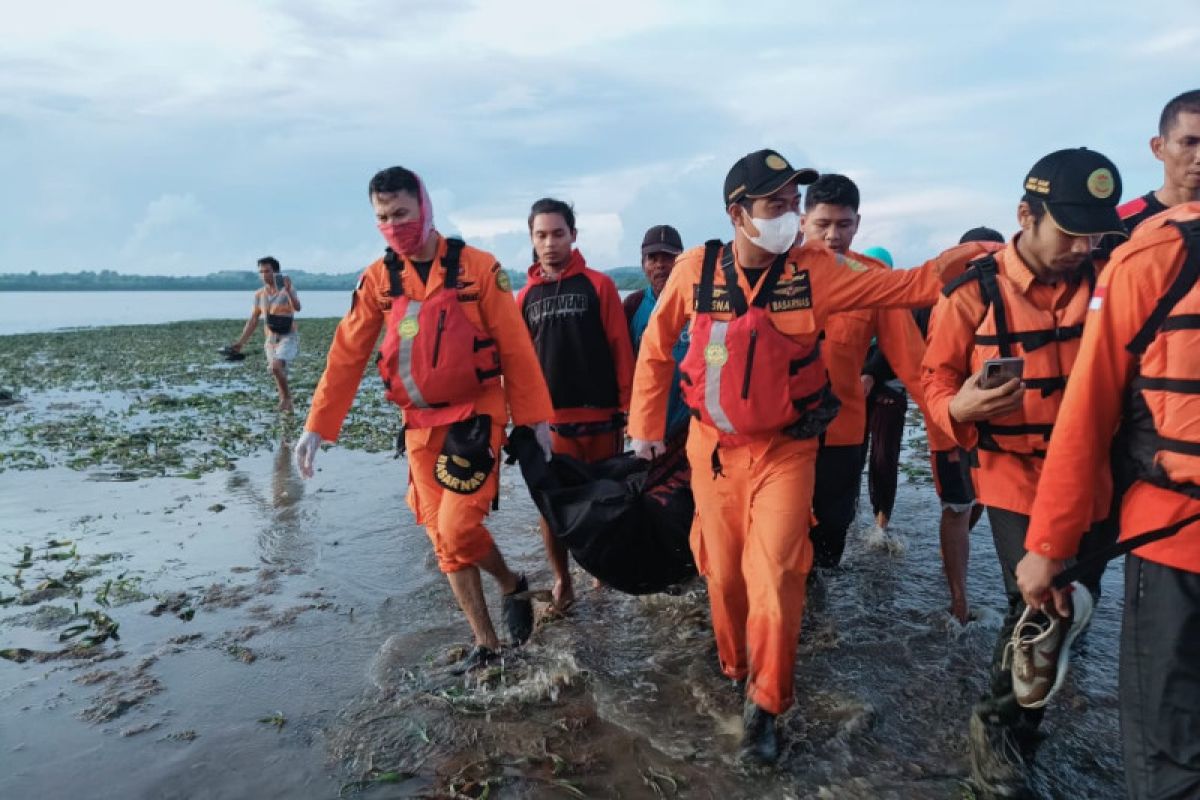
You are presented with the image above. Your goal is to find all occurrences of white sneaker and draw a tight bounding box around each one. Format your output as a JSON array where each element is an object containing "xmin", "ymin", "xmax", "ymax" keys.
[{"xmin": 1007, "ymin": 582, "xmax": 1094, "ymax": 708}]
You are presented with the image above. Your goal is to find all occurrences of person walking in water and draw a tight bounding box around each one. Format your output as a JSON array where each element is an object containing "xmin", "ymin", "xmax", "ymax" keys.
[
  {"xmin": 294, "ymin": 166, "xmax": 555, "ymax": 674},
  {"xmin": 922, "ymin": 148, "xmax": 1126, "ymax": 796},
  {"xmin": 628, "ymin": 148, "xmax": 983, "ymax": 764},
  {"xmin": 228, "ymin": 256, "xmax": 301, "ymax": 412},
  {"xmin": 518, "ymin": 198, "xmax": 635, "ymax": 611}
]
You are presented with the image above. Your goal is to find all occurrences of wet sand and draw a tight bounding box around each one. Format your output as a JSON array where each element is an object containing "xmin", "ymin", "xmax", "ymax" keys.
[{"xmin": 1, "ymin": 322, "xmax": 1125, "ymax": 799}]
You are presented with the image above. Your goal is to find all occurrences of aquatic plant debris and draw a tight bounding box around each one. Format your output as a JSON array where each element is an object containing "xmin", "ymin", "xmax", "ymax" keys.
[{"xmin": 0, "ymin": 319, "xmax": 396, "ymax": 477}]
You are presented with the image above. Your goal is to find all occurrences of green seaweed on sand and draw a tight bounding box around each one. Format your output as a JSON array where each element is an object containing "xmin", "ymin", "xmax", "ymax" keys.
[{"xmin": 0, "ymin": 319, "xmax": 398, "ymax": 477}]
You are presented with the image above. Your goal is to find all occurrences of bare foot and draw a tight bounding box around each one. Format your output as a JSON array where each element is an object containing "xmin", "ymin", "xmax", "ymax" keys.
[
  {"xmin": 552, "ymin": 579, "xmax": 576, "ymax": 614},
  {"xmin": 591, "ymin": 577, "xmax": 604, "ymax": 591},
  {"xmin": 949, "ymin": 597, "xmax": 970, "ymax": 625}
]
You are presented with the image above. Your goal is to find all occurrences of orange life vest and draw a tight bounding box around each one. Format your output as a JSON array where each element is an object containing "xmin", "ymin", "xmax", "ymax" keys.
[
  {"xmin": 941, "ymin": 253, "xmax": 1094, "ymax": 457},
  {"xmin": 376, "ymin": 238, "xmax": 501, "ymax": 429},
  {"xmin": 679, "ymin": 240, "xmax": 835, "ymax": 447},
  {"xmin": 1123, "ymin": 219, "xmax": 1200, "ymax": 497}
]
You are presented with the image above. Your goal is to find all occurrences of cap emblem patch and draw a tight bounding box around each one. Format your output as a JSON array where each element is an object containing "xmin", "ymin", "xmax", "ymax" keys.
[
  {"xmin": 1024, "ymin": 177, "xmax": 1051, "ymax": 195},
  {"xmin": 1087, "ymin": 168, "xmax": 1114, "ymax": 199},
  {"xmin": 765, "ymin": 154, "xmax": 789, "ymax": 171}
]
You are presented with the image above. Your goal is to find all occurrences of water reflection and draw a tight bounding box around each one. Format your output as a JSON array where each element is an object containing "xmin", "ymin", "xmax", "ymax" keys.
[{"xmin": 226, "ymin": 438, "xmax": 311, "ymax": 569}]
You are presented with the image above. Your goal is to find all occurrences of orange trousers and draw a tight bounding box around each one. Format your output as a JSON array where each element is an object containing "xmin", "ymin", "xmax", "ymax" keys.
[
  {"xmin": 405, "ymin": 422, "xmax": 503, "ymax": 573},
  {"xmin": 550, "ymin": 428, "xmax": 624, "ymax": 464},
  {"xmin": 687, "ymin": 429, "xmax": 817, "ymax": 715}
]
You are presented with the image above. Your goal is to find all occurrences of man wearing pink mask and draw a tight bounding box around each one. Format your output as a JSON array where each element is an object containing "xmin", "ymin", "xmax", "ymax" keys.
[{"xmin": 295, "ymin": 167, "xmax": 555, "ymax": 673}]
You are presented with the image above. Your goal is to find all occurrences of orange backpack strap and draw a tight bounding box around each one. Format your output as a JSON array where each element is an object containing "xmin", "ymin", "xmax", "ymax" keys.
[{"xmin": 1127, "ymin": 220, "xmax": 1200, "ymax": 356}]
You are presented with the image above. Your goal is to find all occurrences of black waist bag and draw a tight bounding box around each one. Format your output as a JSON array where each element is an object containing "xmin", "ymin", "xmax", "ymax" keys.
[
  {"xmin": 435, "ymin": 415, "xmax": 495, "ymax": 495},
  {"xmin": 505, "ymin": 426, "xmax": 696, "ymax": 594},
  {"xmin": 266, "ymin": 314, "xmax": 294, "ymax": 334}
]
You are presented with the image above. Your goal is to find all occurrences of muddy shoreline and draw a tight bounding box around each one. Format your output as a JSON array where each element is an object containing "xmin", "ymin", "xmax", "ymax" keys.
[{"xmin": 2, "ymin": 322, "xmax": 1125, "ymax": 799}]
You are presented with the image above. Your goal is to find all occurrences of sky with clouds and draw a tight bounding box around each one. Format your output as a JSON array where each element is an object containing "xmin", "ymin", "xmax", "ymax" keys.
[{"xmin": 1, "ymin": 0, "xmax": 1198, "ymax": 276}]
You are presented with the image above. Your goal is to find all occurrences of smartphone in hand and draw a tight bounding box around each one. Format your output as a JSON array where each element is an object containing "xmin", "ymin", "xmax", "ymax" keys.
[
  {"xmin": 273, "ymin": 273, "xmax": 287, "ymax": 291},
  {"xmin": 980, "ymin": 357, "xmax": 1025, "ymax": 390}
]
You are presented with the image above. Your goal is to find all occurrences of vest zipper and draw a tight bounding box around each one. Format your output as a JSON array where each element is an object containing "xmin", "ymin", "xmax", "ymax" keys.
[
  {"xmin": 742, "ymin": 329, "xmax": 757, "ymax": 399},
  {"xmin": 432, "ymin": 309, "xmax": 447, "ymax": 367}
]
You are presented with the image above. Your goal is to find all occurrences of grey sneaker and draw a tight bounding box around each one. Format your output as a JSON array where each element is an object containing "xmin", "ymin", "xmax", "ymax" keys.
[
  {"xmin": 968, "ymin": 710, "xmax": 1031, "ymax": 798},
  {"xmin": 1007, "ymin": 582, "xmax": 1094, "ymax": 709}
]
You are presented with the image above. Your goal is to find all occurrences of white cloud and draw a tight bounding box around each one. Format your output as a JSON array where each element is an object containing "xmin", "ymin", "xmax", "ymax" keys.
[
  {"xmin": 122, "ymin": 194, "xmax": 208, "ymax": 252},
  {"xmin": 1, "ymin": 1, "xmax": 1197, "ymax": 275}
]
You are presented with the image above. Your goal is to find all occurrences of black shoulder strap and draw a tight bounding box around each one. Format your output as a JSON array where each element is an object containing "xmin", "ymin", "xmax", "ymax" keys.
[
  {"xmin": 718, "ymin": 246, "xmax": 752, "ymax": 317},
  {"xmin": 697, "ymin": 239, "xmax": 723, "ymax": 312},
  {"xmin": 1128, "ymin": 219, "xmax": 1200, "ymax": 356},
  {"xmin": 1054, "ymin": 509, "xmax": 1200, "ymax": 589},
  {"xmin": 384, "ymin": 249, "xmax": 404, "ymax": 297},
  {"xmin": 940, "ymin": 255, "xmax": 990, "ymax": 297},
  {"xmin": 971, "ymin": 255, "xmax": 1012, "ymax": 358},
  {"xmin": 441, "ymin": 237, "xmax": 466, "ymax": 288},
  {"xmin": 750, "ymin": 252, "xmax": 790, "ymax": 309}
]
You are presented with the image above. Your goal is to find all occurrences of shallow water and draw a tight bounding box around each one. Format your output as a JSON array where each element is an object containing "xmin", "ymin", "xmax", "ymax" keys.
[{"xmin": 1, "ymin": 426, "xmax": 1126, "ymax": 799}]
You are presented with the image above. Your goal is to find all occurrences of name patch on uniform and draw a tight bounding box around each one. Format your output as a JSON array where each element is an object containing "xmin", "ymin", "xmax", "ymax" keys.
[
  {"xmin": 1089, "ymin": 285, "xmax": 1106, "ymax": 311},
  {"xmin": 692, "ymin": 284, "xmax": 732, "ymax": 313},
  {"xmin": 767, "ymin": 271, "xmax": 813, "ymax": 312}
]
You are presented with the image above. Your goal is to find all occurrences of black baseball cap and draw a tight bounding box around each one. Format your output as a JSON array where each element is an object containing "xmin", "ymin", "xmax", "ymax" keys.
[
  {"xmin": 1023, "ymin": 148, "xmax": 1124, "ymax": 236},
  {"xmin": 641, "ymin": 224, "xmax": 684, "ymax": 256},
  {"xmin": 724, "ymin": 149, "xmax": 819, "ymax": 207}
]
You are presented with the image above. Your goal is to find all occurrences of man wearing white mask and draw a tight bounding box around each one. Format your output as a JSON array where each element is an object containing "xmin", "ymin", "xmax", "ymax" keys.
[{"xmin": 627, "ymin": 149, "xmax": 979, "ymax": 763}]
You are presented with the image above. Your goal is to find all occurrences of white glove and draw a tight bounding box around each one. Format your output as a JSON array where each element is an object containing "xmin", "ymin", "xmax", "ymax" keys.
[
  {"xmin": 532, "ymin": 421, "xmax": 553, "ymax": 462},
  {"xmin": 294, "ymin": 430, "xmax": 324, "ymax": 478},
  {"xmin": 631, "ymin": 439, "xmax": 665, "ymax": 461}
]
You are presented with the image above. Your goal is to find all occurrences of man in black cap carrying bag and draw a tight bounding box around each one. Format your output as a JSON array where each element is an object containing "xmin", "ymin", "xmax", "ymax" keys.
[
  {"xmin": 920, "ymin": 148, "xmax": 1126, "ymax": 797},
  {"xmin": 627, "ymin": 149, "xmax": 964, "ymax": 764}
]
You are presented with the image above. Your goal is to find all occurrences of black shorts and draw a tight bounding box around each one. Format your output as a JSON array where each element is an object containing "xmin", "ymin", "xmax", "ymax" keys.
[{"xmin": 932, "ymin": 448, "xmax": 976, "ymax": 511}]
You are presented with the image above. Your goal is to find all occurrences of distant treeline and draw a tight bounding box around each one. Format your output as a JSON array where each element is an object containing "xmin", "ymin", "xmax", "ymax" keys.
[{"xmin": 0, "ymin": 266, "xmax": 650, "ymax": 292}]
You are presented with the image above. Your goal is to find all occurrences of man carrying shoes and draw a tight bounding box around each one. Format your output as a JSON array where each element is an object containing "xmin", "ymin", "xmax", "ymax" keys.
[
  {"xmin": 922, "ymin": 148, "xmax": 1126, "ymax": 796},
  {"xmin": 294, "ymin": 166, "xmax": 555, "ymax": 673},
  {"xmin": 1017, "ymin": 200, "xmax": 1200, "ymax": 800}
]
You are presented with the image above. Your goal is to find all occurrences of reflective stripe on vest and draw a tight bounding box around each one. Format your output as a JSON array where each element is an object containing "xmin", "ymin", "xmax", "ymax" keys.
[
  {"xmin": 703, "ymin": 320, "xmax": 736, "ymax": 434},
  {"xmin": 396, "ymin": 299, "xmax": 429, "ymax": 409}
]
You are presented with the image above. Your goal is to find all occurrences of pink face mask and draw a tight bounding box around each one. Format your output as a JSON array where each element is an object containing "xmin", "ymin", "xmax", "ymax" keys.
[
  {"xmin": 377, "ymin": 175, "xmax": 435, "ymax": 256},
  {"xmin": 378, "ymin": 220, "xmax": 425, "ymax": 255}
]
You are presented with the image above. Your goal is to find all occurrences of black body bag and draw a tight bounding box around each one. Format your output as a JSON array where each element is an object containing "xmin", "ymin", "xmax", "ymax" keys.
[{"xmin": 504, "ymin": 426, "xmax": 696, "ymax": 595}]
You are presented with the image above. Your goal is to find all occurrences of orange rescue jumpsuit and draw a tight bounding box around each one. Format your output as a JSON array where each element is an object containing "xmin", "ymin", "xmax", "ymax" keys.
[
  {"xmin": 629, "ymin": 240, "xmax": 982, "ymax": 715},
  {"xmin": 305, "ymin": 236, "xmax": 553, "ymax": 573}
]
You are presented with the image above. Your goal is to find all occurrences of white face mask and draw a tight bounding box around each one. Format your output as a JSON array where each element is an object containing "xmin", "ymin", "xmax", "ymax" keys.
[{"xmin": 744, "ymin": 211, "xmax": 799, "ymax": 255}]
